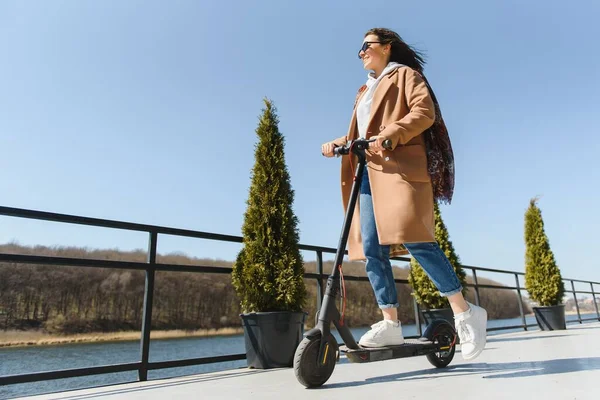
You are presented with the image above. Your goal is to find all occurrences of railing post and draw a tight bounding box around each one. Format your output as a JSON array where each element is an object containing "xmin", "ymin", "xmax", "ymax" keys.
[
  {"xmin": 472, "ymin": 268, "xmax": 481, "ymax": 306},
  {"xmin": 591, "ymin": 282, "xmax": 600, "ymax": 321},
  {"xmin": 515, "ymin": 273, "xmax": 527, "ymax": 331},
  {"xmin": 316, "ymin": 251, "xmax": 324, "ymax": 311},
  {"xmin": 571, "ymin": 280, "xmax": 581, "ymax": 324},
  {"xmin": 139, "ymin": 231, "xmax": 157, "ymax": 381},
  {"xmin": 413, "ymin": 297, "xmax": 422, "ymax": 337}
]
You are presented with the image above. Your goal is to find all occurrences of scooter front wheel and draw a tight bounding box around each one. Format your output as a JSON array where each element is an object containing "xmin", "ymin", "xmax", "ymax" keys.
[
  {"xmin": 293, "ymin": 335, "xmax": 337, "ymax": 388},
  {"xmin": 425, "ymin": 320, "xmax": 456, "ymax": 368}
]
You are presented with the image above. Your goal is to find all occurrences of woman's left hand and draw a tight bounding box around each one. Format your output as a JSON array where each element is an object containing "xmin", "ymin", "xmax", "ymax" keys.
[{"xmin": 369, "ymin": 135, "xmax": 387, "ymax": 152}]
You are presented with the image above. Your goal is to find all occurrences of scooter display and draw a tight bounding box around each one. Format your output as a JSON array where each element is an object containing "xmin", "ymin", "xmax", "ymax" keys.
[{"xmin": 293, "ymin": 138, "xmax": 457, "ymax": 388}]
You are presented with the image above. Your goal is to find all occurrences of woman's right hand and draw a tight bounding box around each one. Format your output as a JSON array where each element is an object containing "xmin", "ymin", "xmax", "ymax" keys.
[{"xmin": 321, "ymin": 142, "xmax": 336, "ymax": 158}]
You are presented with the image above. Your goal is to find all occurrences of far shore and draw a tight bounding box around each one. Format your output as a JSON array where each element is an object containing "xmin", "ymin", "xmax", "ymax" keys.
[{"xmin": 0, "ymin": 327, "xmax": 245, "ymax": 349}]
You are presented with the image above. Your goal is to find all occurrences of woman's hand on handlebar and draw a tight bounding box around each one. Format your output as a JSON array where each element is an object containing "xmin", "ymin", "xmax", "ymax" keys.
[
  {"xmin": 321, "ymin": 142, "xmax": 336, "ymax": 158},
  {"xmin": 368, "ymin": 135, "xmax": 389, "ymax": 152}
]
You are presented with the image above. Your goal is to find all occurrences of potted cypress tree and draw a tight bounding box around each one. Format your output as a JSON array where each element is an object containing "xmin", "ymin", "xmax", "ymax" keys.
[
  {"xmin": 524, "ymin": 197, "xmax": 566, "ymax": 330},
  {"xmin": 232, "ymin": 99, "xmax": 307, "ymax": 369},
  {"xmin": 408, "ymin": 203, "xmax": 467, "ymax": 325}
]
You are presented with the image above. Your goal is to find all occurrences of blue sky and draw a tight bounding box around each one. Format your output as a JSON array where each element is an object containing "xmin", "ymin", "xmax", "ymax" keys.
[{"xmin": 1, "ymin": 0, "xmax": 599, "ymax": 290}]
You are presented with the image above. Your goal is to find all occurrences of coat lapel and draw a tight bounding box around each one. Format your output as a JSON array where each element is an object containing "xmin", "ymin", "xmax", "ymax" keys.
[
  {"xmin": 348, "ymin": 68, "xmax": 400, "ymax": 140},
  {"xmin": 368, "ymin": 69, "xmax": 398, "ymax": 128},
  {"xmin": 347, "ymin": 88, "xmax": 368, "ymax": 141}
]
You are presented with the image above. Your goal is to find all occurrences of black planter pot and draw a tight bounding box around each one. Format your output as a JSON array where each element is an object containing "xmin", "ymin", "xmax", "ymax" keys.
[
  {"xmin": 533, "ymin": 304, "xmax": 566, "ymax": 330},
  {"xmin": 240, "ymin": 311, "xmax": 306, "ymax": 369},
  {"xmin": 421, "ymin": 308, "xmax": 454, "ymax": 326}
]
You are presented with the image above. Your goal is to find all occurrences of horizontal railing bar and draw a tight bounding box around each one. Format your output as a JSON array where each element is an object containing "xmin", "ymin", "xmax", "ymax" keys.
[
  {"xmin": 464, "ymin": 265, "xmax": 525, "ymax": 276},
  {"xmin": 304, "ymin": 272, "xmax": 367, "ymax": 282},
  {"xmin": 464, "ymin": 283, "xmax": 519, "ymax": 290},
  {"xmin": 563, "ymin": 290, "xmax": 596, "ymax": 295},
  {"xmin": 0, "ymin": 206, "xmax": 243, "ymax": 243},
  {"xmin": 0, "ymin": 253, "xmax": 234, "ymax": 274},
  {"xmin": 563, "ymin": 278, "xmax": 600, "ymax": 285},
  {"xmin": 486, "ymin": 324, "xmax": 531, "ymax": 332},
  {"xmin": 568, "ymin": 317, "xmax": 599, "ymax": 323},
  {"xmin": 0, "ymin": 253, "xmax": 150, "ymax": 270},
  {"xmin": 304, "ymin": 272, "xmax": 409, "ymax": 284},
  {"xmin": 297, "ymin": 244, "xmax": 342, "ymax": 254},
  {"xmin": 389, "ymin": 256, "xmax": 413, "ymax": 262},
  {"xmin": 154, "ymin": 264, "xmax": 231, "ymax": 274},
  {"xmin": 147, "ymin": 353, "xmax": 246, "ymax": 370},
  {"xmin": 0, "ymin": 362, "xmax": 141, "ymax": 385}
]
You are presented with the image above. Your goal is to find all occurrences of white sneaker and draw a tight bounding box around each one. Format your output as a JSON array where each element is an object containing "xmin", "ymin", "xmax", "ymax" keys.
[
  {"xmin": 454, "ymin": 302, "xmax": 488, "ymax": 360},
  {"xmin": 358, "ymin": 320, "xmax": 405, "ymax": 347}
]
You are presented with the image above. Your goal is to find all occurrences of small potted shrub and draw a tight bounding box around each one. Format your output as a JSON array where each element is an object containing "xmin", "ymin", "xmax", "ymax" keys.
[
  {"xmin": 232, "ymin": 99, "xmax": 307, "ymax": 368},
  {"xmin": 524, "ymin": 197, "xmax": 566, "ymax": 330}
]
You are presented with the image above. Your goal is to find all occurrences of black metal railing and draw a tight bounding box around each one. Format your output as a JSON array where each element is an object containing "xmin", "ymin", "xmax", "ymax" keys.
[{"xmin": 0, "ymin": 205, "xmax": 598, "ymax": 387}]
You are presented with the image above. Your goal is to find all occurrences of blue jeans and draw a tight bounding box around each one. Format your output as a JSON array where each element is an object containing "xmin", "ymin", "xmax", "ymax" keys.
[{"xmin": 359, "ymin": 167, "xmax": 463, "ymax": 309}]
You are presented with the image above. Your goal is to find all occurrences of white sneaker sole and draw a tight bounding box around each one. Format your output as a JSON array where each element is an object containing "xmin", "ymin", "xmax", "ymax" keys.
[
  {"xmin": 461, "ymin": 343, "xmax": 485, "ymax": 360},
  {"xmin": 359, "ymin": 339, "xmax": 405, "ymax": 348}
]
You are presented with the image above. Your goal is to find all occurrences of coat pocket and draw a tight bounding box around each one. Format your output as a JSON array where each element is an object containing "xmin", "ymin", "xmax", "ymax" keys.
[
  {"xmin": 366, "ymin": 151, "xmax": 400, "ymax": 174},
  {"xmin": 394, "ymin": 145, "xmax": 431, "ymax": 182}
]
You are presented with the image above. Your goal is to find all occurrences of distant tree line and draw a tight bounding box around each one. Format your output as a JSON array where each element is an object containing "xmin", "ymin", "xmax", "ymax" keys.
[{"xmin": 0, "ymin": 244, "xmax": 530, "ymax": 334}]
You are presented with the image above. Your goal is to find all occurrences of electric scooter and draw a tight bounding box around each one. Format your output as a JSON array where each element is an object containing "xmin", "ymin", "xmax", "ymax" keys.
[{"xmin": 293, "ymin": 138, "xmax": 457, "ymax": 388}]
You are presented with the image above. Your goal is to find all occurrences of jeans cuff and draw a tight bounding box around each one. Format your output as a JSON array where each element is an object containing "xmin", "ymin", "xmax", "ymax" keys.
[
  {"xmin": 378, "ymin": 303, "xmax": 400, "ymax": 309},
  {"xmin": 440, "ymin": 286, "xmax": 463, "ymax": 297}
]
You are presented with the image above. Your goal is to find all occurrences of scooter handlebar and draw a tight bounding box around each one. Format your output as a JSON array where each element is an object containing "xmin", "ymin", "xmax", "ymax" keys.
[
  {"xmin": 332, "ymin": 138, "xmax": 392, "ymax": 156},
  {"xmin": 332, "ymin": 146, "xmax": 350, "ymax": 156}
]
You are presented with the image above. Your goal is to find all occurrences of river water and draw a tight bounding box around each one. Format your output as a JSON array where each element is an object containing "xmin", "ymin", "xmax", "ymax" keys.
[{"xmin": 0, "ymin": 314, "xmax": 594, "ymax": 399}]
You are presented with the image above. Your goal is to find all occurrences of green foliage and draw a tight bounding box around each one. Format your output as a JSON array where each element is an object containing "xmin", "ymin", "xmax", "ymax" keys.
[
  {"xmin": 231, "ymin": 99, "xmax": 307, "ymax": 313},
  {"xmin": 524, "ymin": 197, "xmax": 565, "ymax": 306},
  {"xmin": 408, "ymin": 203, "xmax": 467, "ymax": 309}
]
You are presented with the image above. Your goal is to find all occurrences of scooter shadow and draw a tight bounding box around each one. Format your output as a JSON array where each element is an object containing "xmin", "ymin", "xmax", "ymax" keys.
[{"xmin": 322, "ymin": 357, "xmax": 600, "ymax": 389}]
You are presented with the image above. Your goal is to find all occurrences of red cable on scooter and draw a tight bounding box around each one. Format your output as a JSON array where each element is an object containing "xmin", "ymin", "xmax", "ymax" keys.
[{"xmin": 338, "ymin": 265, "xmax": 347, "ymax": 326}]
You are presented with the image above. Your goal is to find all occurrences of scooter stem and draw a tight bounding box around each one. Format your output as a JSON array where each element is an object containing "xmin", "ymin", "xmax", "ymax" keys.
[{"xmin": 307, "ymin": 141, "xmax": 370, "ymax": 358}]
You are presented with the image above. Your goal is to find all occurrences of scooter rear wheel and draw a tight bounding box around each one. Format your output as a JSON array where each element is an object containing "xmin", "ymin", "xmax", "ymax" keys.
[
  {"xmin": 425, "ymin": 321, "xmax": 456, "ymax": 368},
  {"xmin": 293, "ymin": 335, "xmax": 337, "ymax": 388}
]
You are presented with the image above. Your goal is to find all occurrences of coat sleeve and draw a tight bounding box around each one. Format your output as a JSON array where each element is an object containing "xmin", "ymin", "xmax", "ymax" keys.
[
  {"xmin": 331, "ymin": 135, "xmax": 348, "ymax": 147},
  {"xmin": 379, "ymin": 69, "xmax": 435, "ymax": 148}
]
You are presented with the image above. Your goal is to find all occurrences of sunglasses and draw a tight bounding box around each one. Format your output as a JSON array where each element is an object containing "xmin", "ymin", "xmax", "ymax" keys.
[{"xmin": 358, "ymin": 41, "xmax": 384, "ymax": 59}]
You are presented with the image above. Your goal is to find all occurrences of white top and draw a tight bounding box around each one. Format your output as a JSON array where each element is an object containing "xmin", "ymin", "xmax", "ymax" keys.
[{"xmin": 356, "ymin": 62, "xmax": 403, "ymax": 138}]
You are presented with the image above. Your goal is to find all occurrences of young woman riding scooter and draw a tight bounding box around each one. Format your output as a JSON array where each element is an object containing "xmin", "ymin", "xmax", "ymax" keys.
[{"xmin": 321, "ymin": 27, "xmax": 487, "ymax": 361}]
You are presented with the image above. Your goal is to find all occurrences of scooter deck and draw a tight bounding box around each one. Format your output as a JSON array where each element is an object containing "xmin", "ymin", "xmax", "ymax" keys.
[{"xmin": 340, "ymin": 338, "xmax": 441, "ymax": 363}]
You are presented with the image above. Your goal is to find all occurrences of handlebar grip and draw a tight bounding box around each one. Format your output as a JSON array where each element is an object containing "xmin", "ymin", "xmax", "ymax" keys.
[
  {"xmin": 333, "ymin": 145, "xmax": 349, "ymax": 156},
  {"xmin": 328, "ymin": 139, "xmax": 391, "ymax": 157}
]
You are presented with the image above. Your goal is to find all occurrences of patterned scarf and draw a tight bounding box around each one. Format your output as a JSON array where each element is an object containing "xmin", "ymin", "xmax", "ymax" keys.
[{"xmin": 414, "ymin": 72, "xmax": 455, "ymax": 204}]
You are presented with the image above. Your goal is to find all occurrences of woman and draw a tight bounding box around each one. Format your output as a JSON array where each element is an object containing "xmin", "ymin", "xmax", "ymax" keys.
[{"xmin": 321, "ymin": 28, "xmax": 487, "ymax": 360}]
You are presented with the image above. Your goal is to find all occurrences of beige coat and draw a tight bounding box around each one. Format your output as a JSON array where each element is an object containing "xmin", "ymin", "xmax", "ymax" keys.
[{"xmin": 332, "ymin": 66, "xmax": 437, "ymax": 261}]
